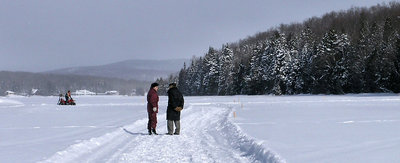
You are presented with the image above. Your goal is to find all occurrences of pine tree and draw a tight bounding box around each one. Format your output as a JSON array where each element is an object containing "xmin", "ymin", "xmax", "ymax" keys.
[
  {"xmin": 202, "ymin": 47, "xmax": 220, "ymax": 95},
  {"xmin": 260, "ymin": 40, "xmax": 275, "ymax": 94},
  {"xmin": 383, "ymin": 17, "xmax": 393, "ymax": 43},
  {"xmin": 353, "ymin": 15, "xmax": 371, "ymax": 93},
  {"xmin": 271, "ymin": 32, "xmax": 290, "ymax": 95},
  {"xmin": 185, "ymin": 60, "xmax": 195, "ymax": 95},
  {"xmin": 377, "ymin": 18, "xmax": 398, "ymax": 92},
  {"xmin": 218, "ymin": 44, "xmax": 234, "ymax": 95},
  {"xmin": 364, "ymin": 22, "xmax": 382, "ymax": 92},
  {"xmin": 190, "ymin": 57, "xmax": 205, "ymax": 95},
  {"xmin": 341, "ymin": 42, "xmax": 358, "ymax": 93},
  {"xmin": 245, "ymin": 43, "xmax": 264, "ymax": 95},
  {"xmin": 285, "ymin": 32, "xmax": 300, "ymax": 94},
  {"xmin": 311, "ymin": 29, "xmax": 341, "ymax": 94},
  {"xmin": 331, "ymin": 34, "xmax": 351, "ymax": 94},
  {"xmin": 393, "ymin": 31, "xmax": 400, "ymax": 92},
  {"xmin": 232, "ymin": 62, "xmax": 246, "ymax": 94},
  {"xmin": 297, "ymin": 27, "xmax": 316, "ymax": 93},
  {"xmin": 178, "ymin": 63, "xmax": 188, "ymax": 95}
]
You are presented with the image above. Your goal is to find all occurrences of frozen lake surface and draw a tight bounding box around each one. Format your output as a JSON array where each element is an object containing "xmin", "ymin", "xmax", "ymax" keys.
[{"xmin": 0, "ymin": 94, "xmax": 399, "ymax": 162}]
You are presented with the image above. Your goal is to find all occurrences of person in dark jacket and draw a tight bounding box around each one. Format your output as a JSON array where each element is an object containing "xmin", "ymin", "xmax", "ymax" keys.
[
  {"xmin": 166, "ymin": 83, "xmax": 184, "ymax": 135},
  {"xmin": 65, "ymin": 90, "xmax": 72, "ymax": 102},
  {"xmin": 147, "ymin": 83, "xmax": 159, "ymax": 135},
  {"xmin": 64, "ymin": 90, "xmax": 76, "ymax": 105}
]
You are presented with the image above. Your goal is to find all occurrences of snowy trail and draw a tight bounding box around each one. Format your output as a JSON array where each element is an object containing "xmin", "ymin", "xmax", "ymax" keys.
[{"xmin": 40, "ymin": 104, "xmax": 283, "ymax": 163}]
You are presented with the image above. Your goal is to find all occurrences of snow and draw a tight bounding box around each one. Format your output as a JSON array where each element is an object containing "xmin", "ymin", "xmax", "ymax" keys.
[
  {"xmin": 0, "ymin": 98, "xmax": 24, "ymax": 107},
  {"xmin": 0, "ymin": 94, "xmax": 399, "ymax": 162},
  {"xmin": 231, "ymin": 94, "xmax": 400, "ymax": 163},
  {"xmin": 73, "ymin": 90, "xmax": 96, "ymax": 95}
]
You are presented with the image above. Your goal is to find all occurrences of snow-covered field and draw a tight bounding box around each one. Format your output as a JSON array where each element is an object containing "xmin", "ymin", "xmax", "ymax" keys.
[{"xmin": 0, "ymin": 94, "xmax": 399, "ymax": 163}]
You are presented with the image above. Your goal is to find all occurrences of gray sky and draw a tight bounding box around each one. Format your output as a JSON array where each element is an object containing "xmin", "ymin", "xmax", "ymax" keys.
[{"xmin": 0, "ymin": 0, "xmax": 392, "ymax": 72}]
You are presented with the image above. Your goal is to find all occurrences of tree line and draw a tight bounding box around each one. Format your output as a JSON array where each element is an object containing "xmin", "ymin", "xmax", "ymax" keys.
[
  {"xmin": 159, "ymin": 2, "xmax": 400, "ymax": 95},
  {"xmin": 0, "ymin": 71, "xmax": 147, "ymax": 96}
]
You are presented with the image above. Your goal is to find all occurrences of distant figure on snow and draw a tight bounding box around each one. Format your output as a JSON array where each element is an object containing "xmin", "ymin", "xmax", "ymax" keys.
[
  {"xmin": 58, "ymin": 91, "xmax": 75, "ymax": 105},
  {"xmin": 65, "ymin": 90, "xmax": 72, "ymax": 102},
  {"xmin": 147, "ymin": 83, "xmax": 159, "ymax": 135},
  {"xmin": 64, "ymin": 90, "xmax": 75, "ymax": 105},
  {"xmin": 167, "ymin": 83, "xmax": 184, "ymax": 135},
  {"xmin": 58, "ymin": 94, "xmax": 66, "ymax": 105}
]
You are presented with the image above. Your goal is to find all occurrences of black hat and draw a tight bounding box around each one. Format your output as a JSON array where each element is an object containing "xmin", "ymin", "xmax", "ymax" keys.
[
  {"xmin": 169, "ymin": 83, "xmax": 177, "ymax": 87},
  {"xmin": 151, "ymin": 83, "xmax": 159, "ymax": 88}
]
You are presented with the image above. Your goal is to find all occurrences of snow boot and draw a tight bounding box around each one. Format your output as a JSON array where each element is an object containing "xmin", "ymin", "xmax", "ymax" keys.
[
  {"xmin": 152, "ymin": 128, "xmax": 158, "ymax": 135},
  {"xmin": 148, "ymin": 129, "xmax": 152, "ymax": 135}
]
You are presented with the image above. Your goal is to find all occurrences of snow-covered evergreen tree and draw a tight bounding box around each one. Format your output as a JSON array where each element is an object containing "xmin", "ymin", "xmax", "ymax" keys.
[
  {"xmin": 186, "ymin": 57, "xmax": 204, "ymax": 95},
  {"xmin": 178, "ymin": 63, "xmax": 188, "ymax": 95},
  {"xmin": 376, "ymin": 18, "xmax": 397, "ymax": 92},
  {"xmin": 296, "ymin": 27, "xmax": 315, "ymax": 93},
  {"xmin": 352, "ymin": 15, "xmax": 371, "ymax": 93},
  {"xmin": 331, "ymin": 33, "xmax": 351, "ymax": 94},
  {"xmin": 232, "ymin": 62, "xmax": 246, "ymax": 95},
  {"xmin": 285, "ymin": 32, "xmax": 300, "ymax": 94},
  {"xmin": 312, "ymin": 29, "xmax": 341, "ymax": 94},
  {"xmin": 202, "ymin": 47, "xmax": 220, "ymax": 95},
  {"xmin": 218, "ymin": 44, "xmax": 234, "ymax": 95},
  {"xmin": 185, "ymin": 60, "xmax": 196, "ymax": 95},
  {"xmin": 271, "ymin": 32, "xmax": 290, "ymax": 95},
  {"xmin": 193, "ymin": 57, "xmax": 205, "ymax": 95},
  {"xmin": 259, "ymin": 40, "xmax": 275, "ymax": 94},
  {"xmin": 364, "ymin": 22, "xmax": 383, "ymax": 92},
  {"xmin": 245, "ymin": 43, "xmax": 264, "ymax": 95},
  {"xmin": 393, "ymin": 31, "xmax": 400, "ymax": 92}
]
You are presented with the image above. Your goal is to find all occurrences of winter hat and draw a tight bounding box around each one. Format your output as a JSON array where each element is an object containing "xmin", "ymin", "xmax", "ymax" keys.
[
  {"xmin": 151, "ymin": 83, "xmax": 159, "ymax": 88},
  {"xmin": 169, "ymin": 83, "xmax": 177, "ymax": 87}
]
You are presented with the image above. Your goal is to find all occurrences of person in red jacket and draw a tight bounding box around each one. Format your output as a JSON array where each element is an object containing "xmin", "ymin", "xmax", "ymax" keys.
[{"xmin": 147, "ymin": 83, "xmax": 159, "ymax": 135}]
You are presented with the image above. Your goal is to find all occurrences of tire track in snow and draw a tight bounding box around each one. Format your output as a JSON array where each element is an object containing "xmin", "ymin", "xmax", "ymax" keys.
[{"xmin": 40, "ymin": 105, "xmax": 283, "ymax": 163}]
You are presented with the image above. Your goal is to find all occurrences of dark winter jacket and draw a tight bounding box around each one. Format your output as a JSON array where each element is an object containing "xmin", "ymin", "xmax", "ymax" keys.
[
  {"xmin": 167, "ymin": 86, "xmax": 184, "ymax": 121},
  {"xmin": 147, "ymin": 88, "xmax": 159, "ymax": 113},
  {"xmin": 65, "ymin": 93, "xmax": 71, "ymax": 101}
]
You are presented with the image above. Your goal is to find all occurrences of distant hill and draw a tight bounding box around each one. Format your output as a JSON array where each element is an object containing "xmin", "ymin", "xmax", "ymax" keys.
[{"xmin": 45, "ymin": 59, "xmax": 190, "ymax": 81}]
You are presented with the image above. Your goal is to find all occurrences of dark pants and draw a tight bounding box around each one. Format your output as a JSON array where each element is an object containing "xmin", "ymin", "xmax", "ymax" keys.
[{"xmin": 147, "ymin": 112, "xmax": 157, "ymax": 130}]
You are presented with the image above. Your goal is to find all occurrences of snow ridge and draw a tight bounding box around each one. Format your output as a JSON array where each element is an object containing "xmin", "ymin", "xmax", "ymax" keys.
[
  {"xmin": 40, "ymin": 105, "xmax": 283, "ymax": 163},
  {"xmin": 221, "ymin": 110, "xmax": 284, "ymax": 163},
  {"xmin": 0, "ymin": 98, "xmax": 24, "ymax": 108}
]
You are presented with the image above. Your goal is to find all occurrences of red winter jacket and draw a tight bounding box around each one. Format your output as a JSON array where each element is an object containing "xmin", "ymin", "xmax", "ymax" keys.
[{"xmin": 147, "ymin": 88, "xmax": 159, "ymax": 113}]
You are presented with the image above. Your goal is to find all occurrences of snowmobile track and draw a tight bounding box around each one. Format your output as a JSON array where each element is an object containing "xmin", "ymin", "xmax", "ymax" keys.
[{"xmin": 40, "ymin": 105, "xmax": 284, "ymax": 163}]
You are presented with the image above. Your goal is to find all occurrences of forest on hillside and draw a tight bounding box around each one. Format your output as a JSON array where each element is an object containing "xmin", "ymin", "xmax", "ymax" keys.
[{"xmin": 157, "ymin": 2, "xmax": 400, "ymax": 96}]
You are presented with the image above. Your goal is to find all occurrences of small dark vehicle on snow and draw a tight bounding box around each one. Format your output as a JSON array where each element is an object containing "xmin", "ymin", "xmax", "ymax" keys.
[{"xmin": 57, "ymin": 93, "xmax": 76, "ymax": 105}]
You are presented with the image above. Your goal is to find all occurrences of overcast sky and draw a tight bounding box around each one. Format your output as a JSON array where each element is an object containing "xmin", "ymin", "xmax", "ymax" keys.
[{"xmin": 0, "ymin": 0, "xmax": 392, "ymax": 72}]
